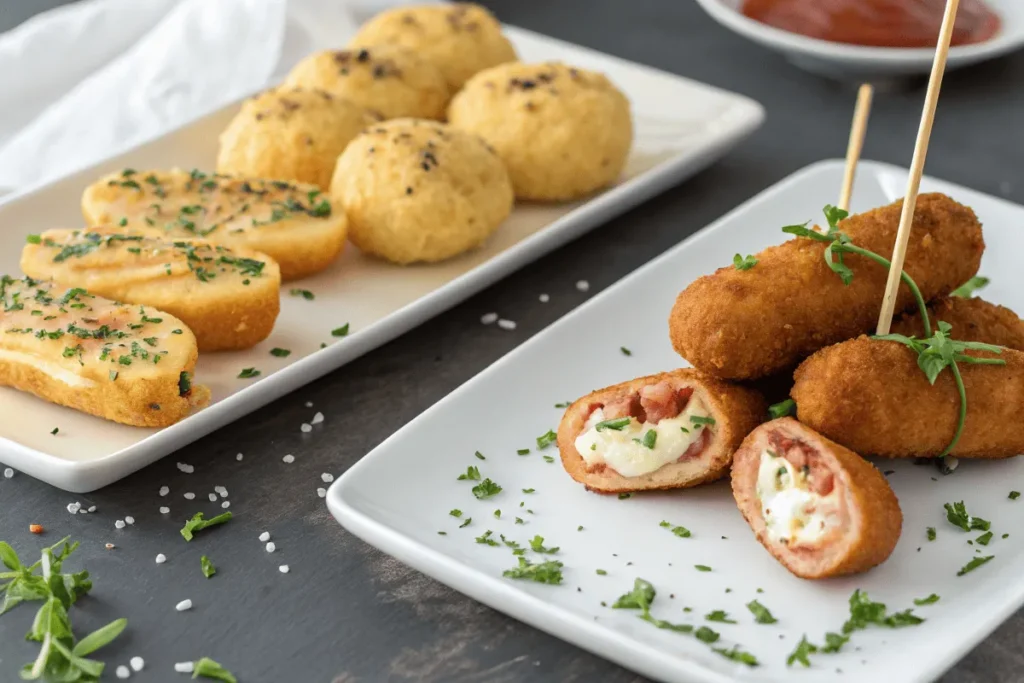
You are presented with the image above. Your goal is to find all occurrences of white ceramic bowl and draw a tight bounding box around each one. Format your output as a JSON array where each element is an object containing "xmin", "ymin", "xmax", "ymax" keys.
[{"xmin": 695, "ymin": 0, "xmax": 1024, "ymax": 80}]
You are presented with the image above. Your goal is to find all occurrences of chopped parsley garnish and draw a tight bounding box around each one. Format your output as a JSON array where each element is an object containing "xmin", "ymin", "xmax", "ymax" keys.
[
  {"xmin": 50, "ymin": 427, "xmax": 59, "ymax": 435},
  {"xmin": 705, "ymin": 610, "xmax": 736, "ymax": 624},
  {"xmin": 449, "ymin": 509, "xmax": 462, "ymax": 518},
  {"xmin": 475, "ymin": 530, "xmax": 499, "ymax": 547},
  {"xmin": 976, "ymin": 531, "xmax": 994, "ymax": 546},
  {"xmin": 914, "ymin": 594, "xmax": 940, "ymax": 606},
  {"xmin": 694, "ymin": 564, "xmax": 711, "ymax": 572},
  {"xmin": 180, "ymin": 511, "xmax": 232, "ymax": 541},
  {"xmin": 843, "ymin": 590, "xmax": 923, "ymax": 632},
  {"xmin": 289, "ymin": 289, "xmax": 315, "ymax": 300},
  {"xmin": 641, "ymin": 429, "xmax": 657, "ymax": 449},
  {"xmin": 474, "ymin": 451, "xmax": 486, "ymax": 460},
  {"xmin": 944, "ymin": 501, "xmax": 989, "ymax": 532},
  {"xmin": 927, "ymin": 527, "xmax": 936, "ymax": 541},
  {"xmin": 950, "ymin": 275, "xmax": 989, "ymax": 298},
  {"xmin": 596, "ymin": 569, "xmax": 607, "ymax": 575},
  {"xmin": 200, "ymin": 555, "xmax": 216, "ymax": 578},
  {"xmin": 712, "ymin": 645, "xmax": 758, "ymax": 667},
  {"xmin": 658, "ymin": 520, "xmax": 691, "ymax": 538},
  {"xmin": 25, "ymin": 234, "xmax": 41, "ymax": 244},
  {"xmin": 502, "ymin": 557, "xmax": 563, "ymax": 584},
  {"xmin": 767, "ymin": 399, "xmax": 796, "ymax": 419},
  {"xmin": 514, "ymin": 517, "xmax": 524, "ymax": 525},
  {"xmin": 694, "ymin": 626, "xmax": 720, "ymax": 643},
  {"xmin": 192, "ymin": 657, "xmax": 237, "ymax": 683},
  {"xmin": 746, "ymin": 600, "xmax": 777, "ymax": 624},
  {"xmin": 471, "ymin": 478, "xmax": 502, "ymax": 499},
  {"xmin": 554, "ymin": 402, "xmax": 570, "ymax": 409},
  {"xmin": 270, "ymin": 347, "xmax": 291, "ymax": 357},
  {"xmin": 535, "ymin": 429, "xmax": 557, "ymax": 449},
  {"xmin": 957, "ymin": 555, "xmax": 994, "ymax": 576},
  {"xmin": 787, "ymin": 635, "xmax": 817, "ymax": 667},
  {"xmin": 516, "ymin": 448, "xmax": 530, "ymax": 455},
  {"xmin": 456, "ymin": 466, "xmax": 481, "ymax": 481},
  {"xmin": 595, "ymin": 418, "xmax": 630, "ymax": 432},
  {"xmin": 612, "ymin": 578, "xmax": 656, "ymax": 610},
  {"xmin": 732, "ymin": 253, "xmax": 758, "ymax": 271},
  {"xmin": 690, "ymin": 415, "xmax": 716, "ymax": 428},
  {"xmin": 618, "ymin": 493, "xmax": 631, "ymax": 500},
  {"xmin": 459, "ymin": 518, "xmax": 472, "ymax": 528},
  {"xmin": 331, "ymin": 324, "xmax": 350, "ymax": 337},
  {"xmin": 542, "ymin": 455, "xmax": 554, "ymax": 463},
  {"xmin": 528, "ymin": 536, "xmax": 559, "ymax": 554},
  {"xmin": 493, "ymin": 510, "xmax": 501, "ymax": 519},
  {"xmin": 820, "ymin": 632, "xmax": 849, "ymax": 653},
  {"xmin": 620, "ymin": 346, "xmax": 632, "ymax": 356},
  {"xmin": 237, "ymin": 367, "xmax": 260, "ymax": 379},
  {"xmin": 1010, "ymin": 491, "xmax": 1021, "ymax": 500}
]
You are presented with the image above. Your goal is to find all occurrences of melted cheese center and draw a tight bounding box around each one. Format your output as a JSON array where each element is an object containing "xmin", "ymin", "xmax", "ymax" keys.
[
  {"xmin": 574, "ymin": 397, "xmax": 711, "ymax": 478},
  {"xmin": 756, "ymin": 449, "xmax": 839, "ymax": 546}
]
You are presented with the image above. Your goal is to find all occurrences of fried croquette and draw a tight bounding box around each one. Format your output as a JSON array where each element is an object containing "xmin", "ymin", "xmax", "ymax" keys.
[
  {"xmin": 216, "ymin": 87, "xmax": 380, "ymax": 190},
  {"xmin": 81, "ymin": 169, "xmax": 347, "ymax": 281},
  {"xmin": 21, "ymin": 227, "xmax": 281, "ymax": 352},
  {"xmin": 792, "ymin": 336, "xmax": 1024, "ymax": 458},
  {"xmin": 731, "ymin": 417, "xmax": 901, "ymax": 579},
  {"xmin": 0, "ymin": 277, "xmax": 209, "ymax": 427},
  {"xmin": 350, "ymin": 3, "xmax": 517, "ymax": 90},
  {"xmin": 557, "ymin": 369, "xmax": 765, "ymax": 494},
  {"xmin": 285, "ymin": 45, "xmax": 450, "ymax": 120},
  {"xmin": 891, "ymin": 296, "xmax": 1024, "ymax": 351},
  {"xmin": 329, "ymin": 119, "xmax": 513, "ymax": 264},
  {"xmin": 669, "ymin": 193, "xmax": 984, "ymax": 380}
]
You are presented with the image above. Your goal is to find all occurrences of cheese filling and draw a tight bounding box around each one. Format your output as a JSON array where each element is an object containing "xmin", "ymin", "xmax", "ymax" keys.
[
  {"xmin": 574, "ymin": 397, "xmax": 711, "ymax": 478},
  {"xmin": 756, "ymin": 449, "xmax": 839, "ymax": 546}
]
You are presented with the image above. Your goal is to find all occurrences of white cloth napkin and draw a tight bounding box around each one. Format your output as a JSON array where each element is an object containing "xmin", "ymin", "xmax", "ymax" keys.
[{"xmin": 0, "ymin": 0, "xmax": 408, "ymax": 196}]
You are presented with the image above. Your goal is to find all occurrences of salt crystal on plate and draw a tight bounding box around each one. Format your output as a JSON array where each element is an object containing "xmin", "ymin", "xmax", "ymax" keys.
[
  {"xmin": 266, "ymin": 542, "xmax": 276, "ymax": 553},
  {"xmin": 282, "ymin": 454, "xmax": 295, "ymax": 463},
  {"xmin": 279, "ymin": 565, "xmax": 290, "ymax": 574},
  {"xmin": 480, "ymin": 312, "xmax": 498, "ymax": 325},
  {"xmin": 88, "ymin": 505, "xmax": 97, "ymax": 512},
  {"xmin": 259, "ymin": 531, "xmax": 270, "ymax": 542},
  {"xmin": 301, "ymin": 423, "xmax": 312, "ymax": 433},
  {"xmin": 576, "ymin": 280, "xmax": 590, "ymax": 292},
  {"xmin": 115, "ymin": 665, "xmax": 129, "ymax": 679},
  {"xmin": 183, "ymin": 492, "xmax": 195, "ymax": 500},
  {"xmin": 208, "ymin": 493, "xmax": 217, "ymax": 502},
  {"xmin": 159, "ymin": 486, "xmax": 169, "ymax": 496},
  {"xmin": 3, "ymin": 468, "xmax": 13, "ymax": 478},
  {"xmin": 221, "ymin": 501, "xmax": 231, "ymax": 509},
  {"xmin": 305, "ymin": 401, "xmax": 313, "ymax": 408},
  {"xmin": 125, "ymin": 516, "xmax": 135, "ymax": 525},
  {"xmin": 317, "ymin": 488, "xmax": 327, "ymax": 498},
  {"xmin": 539, "ymin": 293, "xmax": 550, "ymax": 302},
  {"xmin": 130, "ymin": 656, "xmax": 144, "ymax": 672},
  {"xmin": 321, "ymin": 473, "xmax": 334, "ymax": 483},
  {"xmin": 159, "ymin": 506, "xmax": 170, "ymax": 514},
  {"xmin": 174, "ymin": 662, "xmax": 194, "ymax": 673},
  {"xmin": 155, "ymin": 554, "xmax": 166, "ymax": 564},
  {"xmin": 497, "ymin": 319, "xmax": 516, "ymax": 330},
  {"xmin": 114, "ymin": 520, "xmax": 126, "ymax": 529},
  {"xmin": 236, "ymin": 453, "xmax": 244, "ymax": 461},
  {"xmin": 67, "ymin": 502, "xmax": 81, "ymax": 515},
  {"xmin": 175, "ymin": 599, "xmax": 192, "ymax": 611},
  {"xmin": 311, "ymin": 412, "xmax": 324, "ymax": 425}
]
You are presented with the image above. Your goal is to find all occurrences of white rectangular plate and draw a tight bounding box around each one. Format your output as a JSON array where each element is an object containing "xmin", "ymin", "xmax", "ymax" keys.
[
  {"xmin": 328, "ymin": 159, "xmax": 1024, "ymax": 683},
  {"xmin": 0, "ymin": 26, "xmax": 763, "ymax": 492}
]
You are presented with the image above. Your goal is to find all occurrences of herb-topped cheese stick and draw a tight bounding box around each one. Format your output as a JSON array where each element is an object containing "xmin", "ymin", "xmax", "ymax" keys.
[
  {"xmin": 891, "ymin": 296, "xmax": 1024, "ymax": 351},
  {"xmin": 0, "ymin": 277, "xmax": 209, "ymax": 427},
  {"xmin": 81, "ymin": 169, "xmax": 347, "ymax": 281},
  {"xmin": 792, "ymin": 334, "xmax": 1024, "ymax": 458},
  {"xmin": 557, "ymin": 369, "xmax": 764, "ymax": 493},
  {"xmin": 669, "ymin": 194, "xmax": 984, "ymax": 380},
  {"xmin": 731, "ymin": 418, "xmax": 901, "ymax": 579},
  {"xmin": 21, "ymin": 227, "xmax": 281, "ymax": 352}
]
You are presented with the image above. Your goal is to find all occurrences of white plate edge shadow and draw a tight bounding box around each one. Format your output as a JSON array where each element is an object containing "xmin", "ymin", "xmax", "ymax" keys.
[
  {"xmin": 327, "ymin": 157, "xmax": 1024, "ymax": 683},
  {"xmin": 0, "ymin": 25, "xmax": 766, "ymax": 492}
]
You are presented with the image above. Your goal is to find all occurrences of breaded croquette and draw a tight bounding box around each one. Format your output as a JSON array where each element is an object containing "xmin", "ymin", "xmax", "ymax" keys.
[
  {"xmin": 731, "ymin": 417, "xmax": 901, "ymax": 579},
  {"xmin": 669, "ymin": 194, "xmax": 984, "ymax": 380},
  {"xmin": 21, "ymin": 227, "xmax": 281, "ymax": 352},
  {"xmin": 81, "ymin": 169, "xmax": 347, "ymax": 281},
  {"xmin": 0, "ymin": 277, "xmax": 209, "ymax": 427},
  {"xmin": 557, "ymin": 369, "xmax": 765, "ymax": 493},
  {"xmin": 891, "ymin": 296, "xmax": 1024, "ymax": 351},
  {"xmin": 792, "ymin": 336, "xmax": 1024, "ymax": 458}
]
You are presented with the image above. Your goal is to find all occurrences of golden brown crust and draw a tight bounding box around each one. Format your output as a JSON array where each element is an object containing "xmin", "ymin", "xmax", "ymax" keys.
[
  {"xmin": 731, "ymin": 417, "xmax": 901, "ymax": 579},
  {"xmin": 669, "ymin": 193, "xmax": 985, "ymax": 380},
  {"xmin": 556, "ymin": 369, "xmax": 765, "ymax": 493},
  {"xmin": 891, "ymin": 296, "xmax": 1024, "ymax": 351},
  {"xmin": 792, "ymin": 336, "xmax": 1024, "ymax": 458}
]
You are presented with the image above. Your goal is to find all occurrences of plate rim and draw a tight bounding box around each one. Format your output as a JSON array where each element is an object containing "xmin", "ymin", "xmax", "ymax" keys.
[{"xmin": 327, "ymin": 157, "xmax": 1024, "ymax": 683}]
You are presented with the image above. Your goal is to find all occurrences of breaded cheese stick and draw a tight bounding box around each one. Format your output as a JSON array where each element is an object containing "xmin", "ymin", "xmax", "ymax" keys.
[
  {"xmin": 669, "ymin": 194, "xmax": 984, "ymax": 380},
  {"xmin": 891, "ymin": 296, "xmax": 1024, "ymax": 351},
  {"xmin": 557, "ymin": 369, "xmax": 765, "ymax": 493},
  {"xmin": 21, "ymin": 227, "xmax": 281, "ymax": 352},
  {"xmin": 0, "ymin": 277, "xmax": 209, "ymax": 427},
  {"xmin": 792, "ymin": 336, "xmax": 1024, "ymax": 458},
  {"xmin": 731, "ymin": 417, "xmax": 901, "ymax": 579},
  {"xmin": 81, "ymin": 169, "xmax": 347, "ymax": 281}
]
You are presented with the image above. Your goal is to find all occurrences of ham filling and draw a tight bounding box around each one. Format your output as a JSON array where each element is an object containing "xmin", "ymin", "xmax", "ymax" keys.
[
  {"xmin": 574, "ymin": 382, "xmax": 714, "ymax": 478},
  {"xmin": 756, "ymin": 433, "xmax": 842, "ymax": 548}
]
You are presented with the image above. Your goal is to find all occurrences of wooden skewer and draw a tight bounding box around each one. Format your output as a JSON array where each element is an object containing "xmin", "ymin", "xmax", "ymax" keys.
[
  {"xmin": 875, "ymin": 0, "xmax": 960, "ymax": 335},
  {"xmin": 838, "ymin": 84, "xmax": 874, "ymax": 213}
]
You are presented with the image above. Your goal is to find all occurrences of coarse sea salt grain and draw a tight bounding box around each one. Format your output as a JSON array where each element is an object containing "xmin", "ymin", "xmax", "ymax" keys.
[
  {"xmin": 125, "ymin": 516, "xmax": 135, "ymax": 525},
  {"xmin": 321, "ymin": 473, "xmax": 334, "ymax": 483},
  {"xmin": 114, "ymin": 520, "xmax": 126, "ymax": 529},
  {"xmin": 539, "ymin": 293, "xmax": 550, "ymax": 302},
  {"xmin": 576, "ymin": 280, "xmax": 590, "ymax": 292},
  {"xmin": 115, "ymin": 665, "xmax": 129, "ymax": 679},
  {"xmin": 301, "ymin": 423, "xmax": 312, "ymax": 433},
  {"xmin": 175, "ymin": 599, "xmax": 192, "ymax": 611},
  {"xmin": 259, "ymin": 531, "xmax": 270, "ymax": 542},
  {"xmin": 176, "ymin": 462, "xmax": 194, "ymax": 474},
  {"xmin": 265, "ymin": 542, "xmax": 276, "ymax": 553},
  {"xmin": 159, "ymin": 506, "xmax": 170, "ymax": 514},
  {"xmin": 305, "ymin": 401, "xmax": 313, "ymax": 408},
  {"xmin": 159, "ymin": 486, "xmax": 169, "ymax": 497},
  {"xmin": 174, "ymin": 662, "xmax": 194, "ymax": 673},
  {"xmin": 67, "ymin": 502, "xmax": 81, "ymax": 515},
  {"xmin": 480, "ymin": 312, "xmax": 498, "ymax": 325},
  {"xmin": 279, "ymin": 565, "xmax": 290, "ymax": 573},
  {"xmin": 214, "ymin": 486, "xmax": 227, "ymax": 496},
  {"xmin": 236, "ymin": 453, "xmax": 244, "ymax": 461},
  {"xmin": 155, "ymin": 554, "xmax": 166, "ymax": 564},
  {"xmin": 311, "ymin": 412, "xmax": 324, "ymax": 425},
  {"xmin": 221, "ymin": 501, "xmax": 231, "ymax": 509},
  {"xmin": 208, "ymin": 493, "xmax": 217, "ymax": 502},
  {"xmin": 130, "ymin": 656, "xmax": 144, "ymax": 672},
  {"xmin": 183, "ymin": 492, "xmax": 195, "ymax": 500},
  {"xmin": 282, "ymin": 454, "xmax": 295, "ymax": 464},
  {"xmin": 317, "ymin": 488, "xmax": 327, "ymax": 498},
  {"xmin": 88, "ymin": 506, "xmax": 96, "ymax": 513},
  {"xmin": 497, "ymin": 319, "xmax": 516, "ymax": 330},
  {"xmin": 3, "ymin": 467, "xmax": 13, "ymax": 478}
]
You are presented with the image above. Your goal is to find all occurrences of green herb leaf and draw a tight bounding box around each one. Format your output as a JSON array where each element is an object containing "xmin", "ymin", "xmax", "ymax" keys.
[
  {"xmin": 200, "ymin": 556, "xmax": 216, "ymax": 578},
  {"xmin": 269, "ymin": 347, "xmax": 291, "ymax": 357},
  {"xmin": 950, "ymin": 276, "xmax": 989, "ymax": 298},
  {"xmin": 732, "ymin": 253, "xmax": 758, "ymax": 271},
  {"xmin": 595, "ymin": 417, "xmax": 631, "ymax": 431},
  {"xmin": 289, "ymin": 288, "xmax": 315, "ymax": 300},
  {"xmin": 331, "ymin": 323, "xmax": 350, "ymax": 337},
  {"xmin": 459, "ymin": 518, "xmax": 472, "ymax": 528},
  {"xmin": 456, "ymin": 466, "xmax": 481, "ymax": 481},
  {"xmin": 641, "ymin": 429, "xmax": 657, "ymax": 449},
  {"xmin": 690, "ymin": 415, "xmax": 716, "ymax": 428},
  {"xmin": 502, "ymin": 557, "xmax": 563, "ymax": 584},
  {"xmin": 767, "ymin": 399, "xmax": 796, "ymax": 419},
  {"xmin": 705, "ymin": 610, "xmax": 736, "ymax": 624},
  {"xmin": 712, "ymin": 645, "xmax": 758, "ymax": 667},
  {"xmin": 957, "ymin": 555, "xmax": 994, "ymax": 576},
  {"xmin": 475, "ymin": 530, "xmax": 499, "ymax": 547},
  {"xmin": 927, "ymin": 527, "xmax": 936, "ymax": 541},
  {"xmin": 449, "ymin": 509, "xmax": 462, "ymax": 518},
  {"xmin": 472, "ymin": 478, "xmax": 502, "ymax": 499},
  {"xmin": 1010, "ymin": 491, "xmax": 1021, "ymax": 500},
  {"xmin": 694, "ymin": 564, "xmax": 711, "ymax": 572},
  {"xmin": 192, "ymin": 657, "xmax": 238, "ymax": 682},
  {"xmin": 746, "ymin": 600, "xmax": 777, "ymax": 624},
  {"xmin": 694, "ymin": 626, "xmax": 720, "ymax": 643},
  {"xmin": 620, "ymin": 346, "xmax": 632, "ymax": 356},
  {"xmin": 944, "ymin": 501, "xmax": 990, "ymax": 532},
  {"xmin": 787, "ymin": 635, "xmax": 818, "ymax": 667},
  {"xmin": 237, "ymin": 367, "xmax": 260, "ymax": 379},
  {"xmin": 913, "ymin": 594, "xmax": 940, "ymax": 606},
  {"xmin": 612, "ymin": 578, "xmax": 656, "ymax": 611},
  {"xmin": 536, "ymin": 429, "xmax": 557, "ymax": 449},
  {"xmin": 596, "ymin": 569, "xmax": 607, "ymax": 576},
  {"xmin": 639, "ymin": 612, "xmax": 693, "ymax": 633},
  {"xmin": 976, "ymin": 531, "xmax": 994, "ymax": 546},
  {"xmin": 516, "ymin": 448, "xmax": 530, "ymax": 455},
  {"xmin": 528, "ymin": 535, "xmax": 559, "ymax": 554},
  {"xmin": 180, "ymin": 511, "xmax": 233, "ymax": 541},
  {"xmin": 71, "ymin": 617, "xmax": 127, "ymax": 657}
]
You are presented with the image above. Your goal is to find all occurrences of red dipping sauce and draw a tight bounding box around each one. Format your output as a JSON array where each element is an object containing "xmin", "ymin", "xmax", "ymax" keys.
[{"xmin": 741, "ymin": 0, "xmax": 1001, "ymax": 48}]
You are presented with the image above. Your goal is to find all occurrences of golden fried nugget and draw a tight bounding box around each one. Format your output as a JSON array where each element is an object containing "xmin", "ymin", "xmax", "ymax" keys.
[
  {"xmin": 557, "ymin": 369, "xmax": 764, "ymax": 493},
  {"xmin": 0, "ymin": 277, "xmax": 208, "ymax": 427},
  {"xmin": 891, "ymin": 296, "xmax": 1024, "ymax": 351},
  {"xmin": 670, "ymin": 194, "xmax": 984, "ymax": 380},
  {"xmin": 21, "ymin": 227, "xmax": 280, "ymax": 352},
  {"xmin": 81, "ymin": 169, "xmax": 346, "ymax": 281},
  {"xmin": 731, "ymin": 417, "xmax": 901, "ymax": 579},
  {"xmin": 792, "ymin": 336, "xmax": 1024, "ymax": 458}
]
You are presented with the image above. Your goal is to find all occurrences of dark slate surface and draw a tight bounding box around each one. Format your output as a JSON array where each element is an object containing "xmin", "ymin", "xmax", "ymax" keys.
[{"xmin": 2, "ymin": 1, "xmax": 1023, "ymax": 681}]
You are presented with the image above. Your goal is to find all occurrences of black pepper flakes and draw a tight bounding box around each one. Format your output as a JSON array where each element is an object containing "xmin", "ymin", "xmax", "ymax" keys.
[
  {"xmin": 406, "ymin": 187, "xmax": 413, "ymax": 195},
  {"xmin": 356, "ymin": 49, "xmax": 370, "ymax": 63}
]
